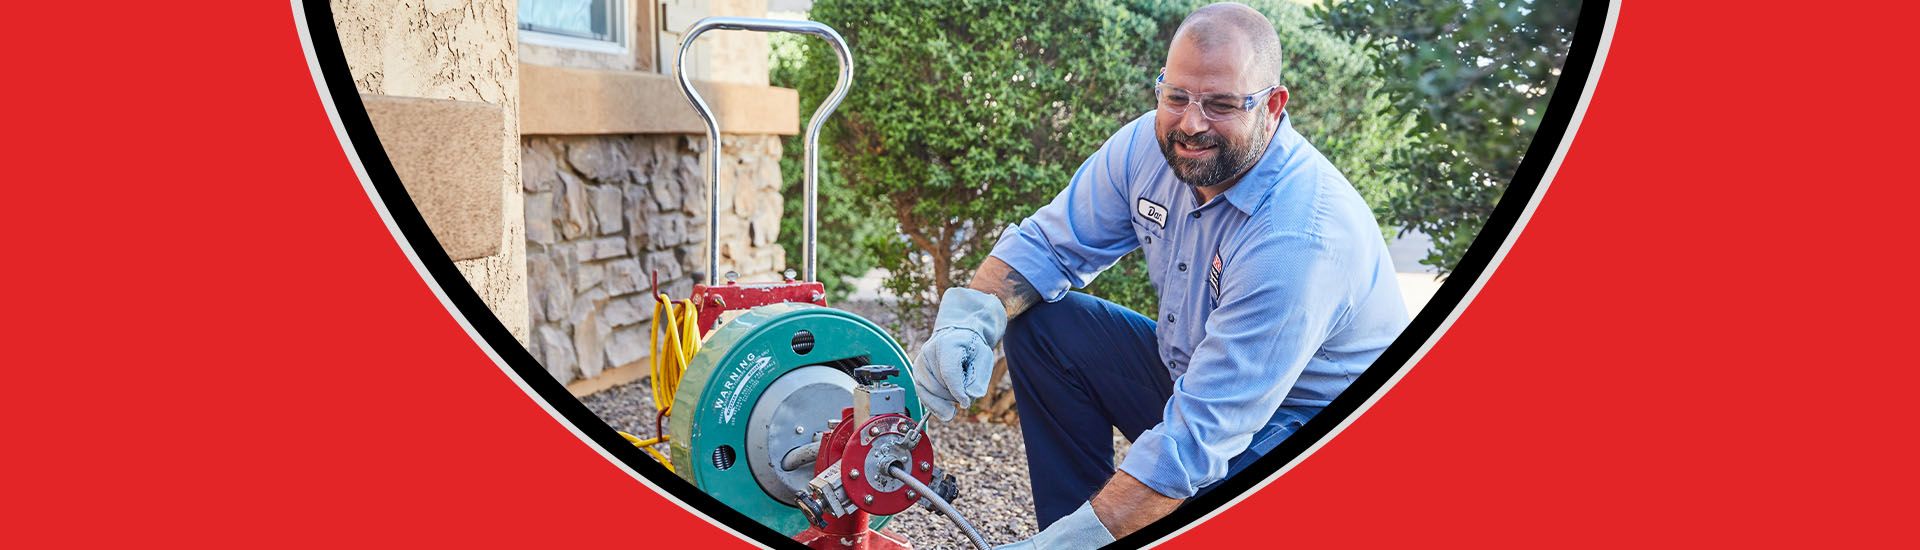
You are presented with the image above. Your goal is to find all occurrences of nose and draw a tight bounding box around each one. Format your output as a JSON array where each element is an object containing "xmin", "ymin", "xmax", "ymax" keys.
[{"xmin": 1177, "ymin": 105, "xmax": 1211, "ymax": 136}]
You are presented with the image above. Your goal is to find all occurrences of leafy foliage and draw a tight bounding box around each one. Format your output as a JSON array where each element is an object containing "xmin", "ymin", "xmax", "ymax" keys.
[
  {"xmin": 770, "ymin": 33, "xmax": 889, "ymax": 303},
  {"xmin": 1086, "ymin": 0, "xmax": 1416, "ymax": 314},
  {"xmin": 1317, "ymin": 0, "xmax": 1581, "ymax": 271},
  {"xmin": 776, "ymin": 0, "xmax": 1420, "ymax": 321},
  {"xmin": 779, "ymin": 0, "xmax": 1162, "ymax": 319}
]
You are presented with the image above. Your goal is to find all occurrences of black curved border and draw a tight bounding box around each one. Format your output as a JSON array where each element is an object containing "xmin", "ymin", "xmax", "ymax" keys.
[{"xmin": 300, "ymin": 0, "xmax": 1610, "ymax": 546}]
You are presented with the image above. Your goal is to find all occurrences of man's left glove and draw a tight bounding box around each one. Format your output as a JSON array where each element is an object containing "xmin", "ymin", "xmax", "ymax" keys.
[
  {"xmin": 911, "ymin": 287, "xmax": 1008, "ymax": 421},
  {"xmin": 995, "ymin": 501, "xmax": 1116, "ymax": 549}
]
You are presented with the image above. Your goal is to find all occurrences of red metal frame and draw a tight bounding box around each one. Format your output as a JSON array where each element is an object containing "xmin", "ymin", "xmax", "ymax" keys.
[
  {"xmin": 691, "ymin": 277, "xmax": 827, "ymax": 335},
  {"xmin": 840, "ymin": 415, "xmax": 935, "ymax": 516}
]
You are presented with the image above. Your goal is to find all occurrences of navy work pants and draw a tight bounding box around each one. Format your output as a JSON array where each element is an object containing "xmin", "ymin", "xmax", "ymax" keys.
[{"xmin": 1004, "ymin": 292, "xmax": 1318, "ymax": 528}]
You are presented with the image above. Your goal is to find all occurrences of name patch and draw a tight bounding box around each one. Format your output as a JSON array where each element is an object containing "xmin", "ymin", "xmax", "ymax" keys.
[{"xmin": 1136, "ymin": 198, "xmax": 1168, "ymax": 228}]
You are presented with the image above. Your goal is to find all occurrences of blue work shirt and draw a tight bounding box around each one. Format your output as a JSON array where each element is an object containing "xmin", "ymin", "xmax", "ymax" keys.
[{"xmin": 989, "ymin": 111, "xmax": 1410, "ymax": 498}]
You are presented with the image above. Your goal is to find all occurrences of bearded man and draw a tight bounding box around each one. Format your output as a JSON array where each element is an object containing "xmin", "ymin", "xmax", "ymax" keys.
[{"xmin": 911, "ymin": 3, "xmax": 1411, "ymax": 547}]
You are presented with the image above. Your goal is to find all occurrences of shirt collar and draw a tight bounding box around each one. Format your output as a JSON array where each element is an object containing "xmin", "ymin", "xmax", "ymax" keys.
[{"xmin": 1215, "ymin": 112, "xmax": 1298, "ymax": 215}]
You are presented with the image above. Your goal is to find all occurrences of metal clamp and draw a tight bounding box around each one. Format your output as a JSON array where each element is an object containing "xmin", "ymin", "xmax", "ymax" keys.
[{"xmin": 674, "ymin": 17, "xmax": 853, "ymax": 285}]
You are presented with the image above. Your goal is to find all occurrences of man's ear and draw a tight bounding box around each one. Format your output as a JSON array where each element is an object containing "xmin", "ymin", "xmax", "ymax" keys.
[{"xmin": 1268, "ymin": 86, "xmax": 1289, "ymax": 125}]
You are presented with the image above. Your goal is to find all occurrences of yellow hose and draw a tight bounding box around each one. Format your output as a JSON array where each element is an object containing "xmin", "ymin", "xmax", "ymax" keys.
[
  {"xmin": 622, "ymin": 293, "xmax": 701, "ymax": 472},
  {"xmin": 620, "ymin": 431, "xmax": 674, "ymax": 468},
  {"xmin": 652, "ymin": 293, "xmax": 701, "ymax": 415}
]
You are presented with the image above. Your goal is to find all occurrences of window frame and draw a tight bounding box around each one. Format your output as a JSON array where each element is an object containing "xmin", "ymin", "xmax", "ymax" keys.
[{"xmin": 517, "ymin": 0, "xmax": 633, "ymax": 56}]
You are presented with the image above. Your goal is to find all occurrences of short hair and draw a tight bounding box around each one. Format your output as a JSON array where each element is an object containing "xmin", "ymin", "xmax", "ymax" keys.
[{"xmin": 1172, "ymin": 2, "xmax": 1284, "ymax": 87}]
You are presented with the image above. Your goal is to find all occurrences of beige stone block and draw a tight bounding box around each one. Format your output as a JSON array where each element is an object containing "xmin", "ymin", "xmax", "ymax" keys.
[
  {"xmin": 525, "ymin": 192, "xmax": 556, "ymax": 245},
  {"xmin": 602, "ymin": 295, "xmax": 652, "ymax": 327},
  {"xmin": 575, "ymin": 311, "xmax": 607, "ymax": 380},
  {"xmin": 641, "ymin": 214, "xmax": 689, "ymax": 249},
  {"xmin": 645, "ymin": 250, "xmax": 685, "ymax": 282},
  {"xmin": 522, "ymin": 140, "xmax": 561, "ymax": 193},
  {"xmin": 582, "ymin": 237, "xmax": 627, "ymax": 261},
  {"xmin": 574, "ymin": 261, "xmax": 605, "ymax": 293},
  {"xmin": 606, "ymin": 258, "xmax": 646, "ymax": 296},
  {"xmin": 526, "ymin": 251, "xmax": 552, "ymax": 327},
  {"xmin": 567, "ymin": 138, "xmax": 633, "ymax": 184},
  {"xmin": 535, "ymin": 325, "xmax": 577, "ymax": 385},
  {"xmin": 558, "ymin": 171, "xmax": 590, "ymax": 240},
  {"xmin": 592, "ymin": 185, "xmax": 625, "ymax": 235},
  {"xmin": 605, "ymin": 326, "xmax": 649, "ymax": 370},
  {"xmin": 361, "ymin": 94, "xmax": 506, "ymax": 261},
  {"xmin": 537, "ymin": 246, "xmax": 574, "ymax": 322}
]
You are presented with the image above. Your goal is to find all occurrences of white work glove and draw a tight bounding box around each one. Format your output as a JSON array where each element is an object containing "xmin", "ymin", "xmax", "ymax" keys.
[
  {"xmin": 995, "ymin": 502, "xmax": 1116, "ymax": 549},
  {"xmin": 911, "ymin": 287, "xmax": 1007, "ymax": 421}
]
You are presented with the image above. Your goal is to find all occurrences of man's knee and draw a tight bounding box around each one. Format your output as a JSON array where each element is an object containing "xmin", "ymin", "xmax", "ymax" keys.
[
  {"xmin": 1004, "ymin": 293, "xmax": 1100, "ymax": 390},
  {"xmin": 1005, "ymin": 292, "xmax": 1098, "ymax": 351}
]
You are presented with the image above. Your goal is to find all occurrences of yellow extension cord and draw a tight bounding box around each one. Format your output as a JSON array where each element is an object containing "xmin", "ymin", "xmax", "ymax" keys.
[{"xmin": 618, "ymin": 293, "xmax": 700, "ymax": 471}]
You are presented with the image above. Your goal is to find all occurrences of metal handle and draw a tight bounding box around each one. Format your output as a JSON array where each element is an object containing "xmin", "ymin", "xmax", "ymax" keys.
[{"xmin": 674, "ymin": 16, "xmax": 852, "ymax": 285}]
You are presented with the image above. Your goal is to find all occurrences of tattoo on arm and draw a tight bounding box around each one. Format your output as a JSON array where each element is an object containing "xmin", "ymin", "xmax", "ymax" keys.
[{"xmin": 969, "ymin": 256, "xmax": 1042, "ymax": 320}]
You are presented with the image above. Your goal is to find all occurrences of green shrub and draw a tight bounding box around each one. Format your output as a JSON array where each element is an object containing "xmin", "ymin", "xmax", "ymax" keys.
[
  {"xmin": 778, "ymin": 0, "xmax": 1412, "ymax": 324},
  {"xmin": 1086, "ymin": 0, "xmax": 1416, "ymax": 314},
  {"xmin": 1317, "ymin": 0, "xmax": 1580, "ymax": 271}
]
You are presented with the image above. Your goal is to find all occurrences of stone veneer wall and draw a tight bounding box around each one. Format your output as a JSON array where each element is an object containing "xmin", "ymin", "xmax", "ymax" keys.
[{"xmin": 522, "ymin": 133, "xmax": 787, "ymax": 384}]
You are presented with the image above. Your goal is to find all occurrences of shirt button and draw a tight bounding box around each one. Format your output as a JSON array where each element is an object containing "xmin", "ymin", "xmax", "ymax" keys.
[
  {"xmin": 1144, "ymin": 235, "xmax": 1152, "ymax": 244},
  {"xmin": 1165, "ymin": 313, "xmax": 1176, "ymax": 323},
  {"xmin": 1190, "ymin": 212, "xmax": 1201, "ymax": 219},
  {"xmin": 1178, "ymin": 262, "xmax": 1188, "ymax": 272}
]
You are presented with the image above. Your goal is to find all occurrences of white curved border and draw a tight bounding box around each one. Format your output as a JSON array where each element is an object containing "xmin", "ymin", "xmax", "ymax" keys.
[
  {"xmin": 1146, "ymin": 1, "xmax": 1621, "ymax": 546},
  {"xmin": 295, "ymin": 0, "xmax": 1618, "ymax": 546},
  {"xmin": 290, "ymin": 2, "xmax": 768, "ymax": 548}
]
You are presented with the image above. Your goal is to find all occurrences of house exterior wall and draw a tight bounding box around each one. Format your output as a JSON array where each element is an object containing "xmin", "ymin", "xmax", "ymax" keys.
[
  {"xmin": 332, "ymin": 0, "xmax": 530, "ymax": 343},
  {"xmin": 519, "ymin": 0, "xmax": 793, "ymax": 388},
  {"xmin": 329, "ymin": 0, "xmax": 792, "ymax": 388},
  {"xmin": 522, "ymin": 134, "xmax": 785, "ymax": 385}
]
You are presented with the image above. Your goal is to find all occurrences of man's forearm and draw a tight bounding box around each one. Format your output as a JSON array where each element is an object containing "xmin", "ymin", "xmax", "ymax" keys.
[
  {"xmin": 1088, "ymin": 469, "xmax": 1183, "ymax": 538},
  {"xmin": 968, "ymin": 256, "xmax": 1042, "ymax": 320}
]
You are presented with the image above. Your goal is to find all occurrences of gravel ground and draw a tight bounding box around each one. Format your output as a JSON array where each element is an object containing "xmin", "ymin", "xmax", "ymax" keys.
[
  {"xmin": 888, "ymin": 418, "xmax": 1036, "ymax": 548},
  {"xmin": 579, "ymin": 377, "xmax": 1130, "ymax": 548}
]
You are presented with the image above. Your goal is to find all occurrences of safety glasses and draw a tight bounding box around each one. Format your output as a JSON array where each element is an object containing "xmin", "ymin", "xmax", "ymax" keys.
[{"xmin": 1154, "ymin": 69, "xmax": 1279, "ymax": 122}]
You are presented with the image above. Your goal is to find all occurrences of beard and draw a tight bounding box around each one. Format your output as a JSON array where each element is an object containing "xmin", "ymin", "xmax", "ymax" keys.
[{"xmin": 1159, "ymin": 117, "xmax": 1269, "ymax": 189}]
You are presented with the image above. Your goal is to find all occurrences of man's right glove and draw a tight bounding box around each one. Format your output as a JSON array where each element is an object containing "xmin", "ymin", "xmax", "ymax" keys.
[{"xmin": 911, "ymin": 287, "xmax": 1008, "ymax": 421}]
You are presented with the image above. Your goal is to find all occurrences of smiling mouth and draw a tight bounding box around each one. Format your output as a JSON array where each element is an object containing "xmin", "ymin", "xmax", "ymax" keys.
[{"xmin": 1175, "ymin": 141, "xmax": 1217, "ymax": 158}]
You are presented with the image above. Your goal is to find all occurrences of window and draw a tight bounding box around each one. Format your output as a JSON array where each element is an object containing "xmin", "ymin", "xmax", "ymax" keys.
[{"xmin": 519, "ymin": 0, "xmax": 628, "ymax": 54}]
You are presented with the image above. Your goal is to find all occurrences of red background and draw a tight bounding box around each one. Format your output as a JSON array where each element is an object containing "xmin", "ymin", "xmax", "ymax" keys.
[{"xmin": 5, "ymin": 2, "xmax": 1913, "ymax": 547}]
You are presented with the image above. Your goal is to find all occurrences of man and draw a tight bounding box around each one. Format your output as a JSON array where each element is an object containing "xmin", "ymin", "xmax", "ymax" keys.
[{"xmin": 911, "ymin": 2, "xmax": 1410, "ymax": 547}]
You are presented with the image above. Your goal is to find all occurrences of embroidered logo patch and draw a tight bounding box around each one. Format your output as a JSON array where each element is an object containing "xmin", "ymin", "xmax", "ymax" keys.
[{"xmin": 1136, "ymin": 197, "xmax": 1168, "ymax": 228}]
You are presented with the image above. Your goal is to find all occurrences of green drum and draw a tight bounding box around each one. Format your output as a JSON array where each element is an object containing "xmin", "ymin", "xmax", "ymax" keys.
[{"xmin": 669, "ymin": 302, "xmax": 922, "ymax": 536}]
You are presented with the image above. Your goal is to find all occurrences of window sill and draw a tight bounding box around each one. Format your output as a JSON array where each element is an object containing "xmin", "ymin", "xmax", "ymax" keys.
[{"xmin": 520, "ymin": 63, "xmax": 799, "ymax": 136}]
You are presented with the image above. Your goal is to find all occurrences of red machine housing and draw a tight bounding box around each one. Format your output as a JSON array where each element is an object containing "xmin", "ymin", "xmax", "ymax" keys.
[
  {"xmin": 691, "ymin": 277, "xmax": 827, "ymax": 335},
  {"xmin": 793, "ymin": 407, "xmax": 935, "ymax": 550}
]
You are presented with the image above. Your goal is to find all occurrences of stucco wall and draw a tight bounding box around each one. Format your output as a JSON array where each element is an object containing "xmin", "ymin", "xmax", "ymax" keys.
[{"xmin": 333, "ymin": 0, "xmax": 530, "ymax": 343}]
